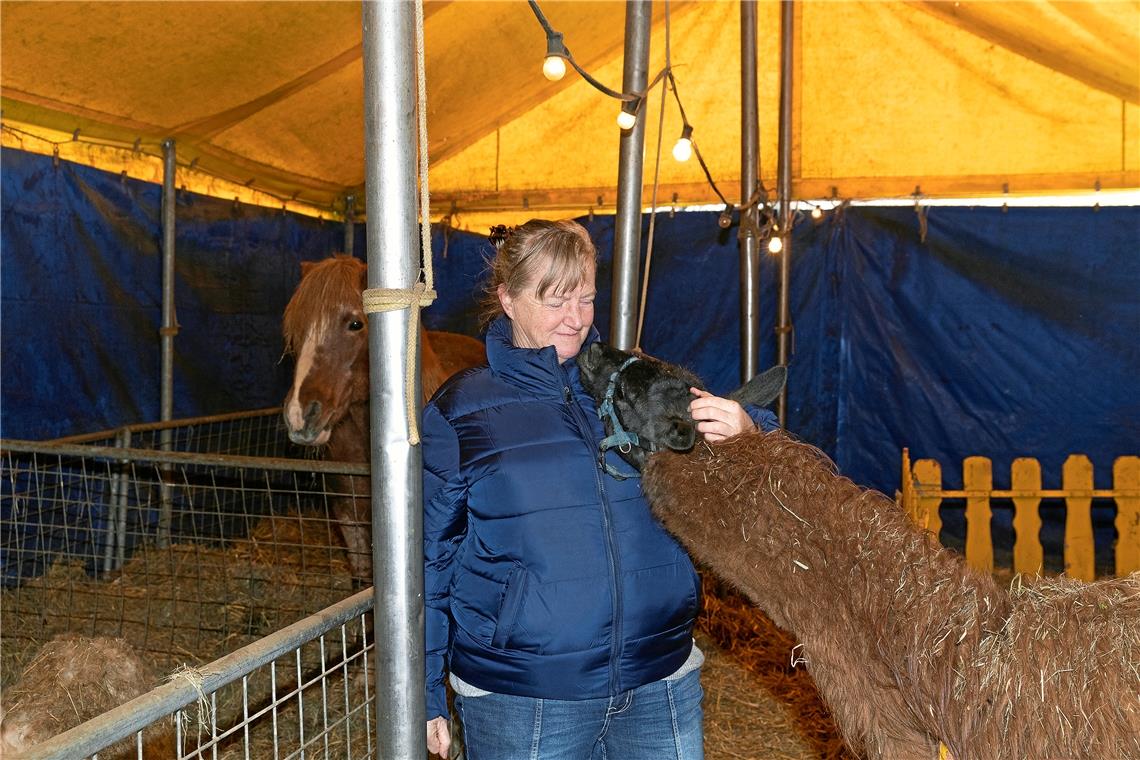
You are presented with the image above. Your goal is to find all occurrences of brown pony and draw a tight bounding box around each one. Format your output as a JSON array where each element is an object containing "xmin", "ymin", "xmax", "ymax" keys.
[{"xmin": 282, "ymin": 254, "xmax": 485, "ymax": 580}]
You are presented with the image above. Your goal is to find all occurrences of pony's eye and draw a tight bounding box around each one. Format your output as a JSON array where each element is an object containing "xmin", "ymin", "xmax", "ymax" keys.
[{"xmin": 348, "ymin": 320, "xmax": 365, "ymax": 332}]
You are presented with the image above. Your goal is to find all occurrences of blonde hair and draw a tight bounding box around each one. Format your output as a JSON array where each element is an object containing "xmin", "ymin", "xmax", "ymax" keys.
[{"xmin": 479, "ymin": 219, "xmax": 597, "ymax": 330}]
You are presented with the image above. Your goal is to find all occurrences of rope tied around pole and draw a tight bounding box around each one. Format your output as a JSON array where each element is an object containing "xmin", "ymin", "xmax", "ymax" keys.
[{"xmin": 362, "ymin": 280, "xmax": 437, "ymax": 444}]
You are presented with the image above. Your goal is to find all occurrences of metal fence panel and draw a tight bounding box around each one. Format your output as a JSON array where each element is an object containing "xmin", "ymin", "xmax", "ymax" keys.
[{"xmin": 14, "ymin": 590, "xmax": 376, "ymax": 760}]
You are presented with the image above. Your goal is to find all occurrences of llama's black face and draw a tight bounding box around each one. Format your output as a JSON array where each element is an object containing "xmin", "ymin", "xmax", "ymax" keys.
[
  {"xmin": 577, "ymin": 342, "xmax": 788, "ymax": 472},
  {"xmin": 577, "ymin": 343, "xmax": 706, "ymax": 470}
]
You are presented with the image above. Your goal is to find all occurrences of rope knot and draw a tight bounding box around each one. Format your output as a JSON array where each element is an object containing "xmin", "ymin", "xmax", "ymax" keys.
[{"xmin": 361, "ymin": 281, "xmax": 437, "ymax": 444}]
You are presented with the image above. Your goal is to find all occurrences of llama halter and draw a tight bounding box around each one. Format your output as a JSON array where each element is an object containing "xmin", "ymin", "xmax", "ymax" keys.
[{"xmin": 596, "ymin": 355, "xmax": 656, "ymax": 480}]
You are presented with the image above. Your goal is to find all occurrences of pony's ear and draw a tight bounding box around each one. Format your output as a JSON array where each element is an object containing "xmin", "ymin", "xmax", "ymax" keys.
[
  {"xmin": 300, "ymin": 260, "xmax": 316, "ymax": 279},
  {"xmin": 727, "ymin": 365, "xmax": 787, "ymax": 407}
]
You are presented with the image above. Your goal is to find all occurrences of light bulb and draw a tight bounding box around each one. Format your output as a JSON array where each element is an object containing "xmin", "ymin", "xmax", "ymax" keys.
[
  {"xmin": 542, "ymin": 55, "xmax": 566, "ymax": 81},
  {"xmin": 768, "ymin": 236, "xmax": 783, "ymax": 254},
  {"xmin": 671, "ymin": 125, "xmax": 694, "ymax": 162},
  {"xmin": 616, "ymin": 108, "xmax": 637, "ymax": 130},
  {"xmin": 672, "ymin": 137, "xmax": 692, "ymax": 162},
  {"xmin": 811, "ymin": 205, "xmax": 823, "ymax": 220}
]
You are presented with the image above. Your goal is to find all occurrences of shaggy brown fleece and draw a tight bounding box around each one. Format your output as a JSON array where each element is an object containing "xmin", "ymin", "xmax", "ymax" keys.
[
  {"xmin": 0, "ymin": 634, "xmax": 174, "ymax": 758},
  {"xmin": 643, "ymin": 430, "xmax": 1140, "ymax": 760}
]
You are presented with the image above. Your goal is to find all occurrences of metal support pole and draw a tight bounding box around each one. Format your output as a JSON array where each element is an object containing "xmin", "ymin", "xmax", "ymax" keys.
[
  {"xmin": 775, "ymin": 0, "xmax": 794, "ymax": 426},
  {"xmin": 609, "ymin": 0, "xmax": 652, "ymax": 350},
  {"xmin": 361, "ymin": 3, "xmax": 426, "ymax": 758},
  {"xmin": 114, "ymin": 429, "xmax": 132, "ymax": 570},
  {"xmin": 103, "ymin": 428, "xmax": 129, "ymax": 574},
  {"xmin": 158, "ymin": 140, "xmax": 177, "ymax": 546},
  {"xmin": 739, "ymin": 0, "xmax": 760, "ymax": 383},
  {"xmin": 344, "ymin": 195, "xmax": 356, "ymax": 257}
]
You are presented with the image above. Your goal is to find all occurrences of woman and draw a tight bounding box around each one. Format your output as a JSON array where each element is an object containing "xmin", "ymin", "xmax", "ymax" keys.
[{"xmin": 423, "ymin": 219, "xmax": 778, "ymax": 759}]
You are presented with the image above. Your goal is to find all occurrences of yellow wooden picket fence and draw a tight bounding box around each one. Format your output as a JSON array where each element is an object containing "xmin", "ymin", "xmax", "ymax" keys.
[{"xmin": 897, "ymin": 451, "xmax": 1140, "ymax": 579}]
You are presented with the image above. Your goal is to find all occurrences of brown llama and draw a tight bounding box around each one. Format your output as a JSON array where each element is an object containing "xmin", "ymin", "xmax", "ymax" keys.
[
  {"xmin": 644, "ymin": 432, "xmax": 1139, "ymax": 760},
  {"xmin": 576, "ymin": 343, "xmax": 1140, "ymax": 760}
]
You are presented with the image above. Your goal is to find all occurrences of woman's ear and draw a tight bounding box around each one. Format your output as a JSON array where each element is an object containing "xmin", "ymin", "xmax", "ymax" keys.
[{"xmin": 497, "ymin": 284, "xmax": 515, "ymax": 319}]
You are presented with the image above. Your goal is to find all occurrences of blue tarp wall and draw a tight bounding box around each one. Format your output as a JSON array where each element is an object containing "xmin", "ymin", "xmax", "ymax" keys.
[{"xmin": 3, "ymin": 148, "xmax": 1138, "ymax": 567}]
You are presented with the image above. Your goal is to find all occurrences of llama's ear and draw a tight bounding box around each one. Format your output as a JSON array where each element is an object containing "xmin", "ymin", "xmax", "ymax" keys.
[
  {"xmin": 299, "ymin": 260, "xmax": 316, "ymax": 278},
  {"xmin": 727, "ymin": 365, "xmax": 787, "ymax": 407},
  {"xmin": 578, "ymin": 342, "xmax": 605, "ymax": 373}
]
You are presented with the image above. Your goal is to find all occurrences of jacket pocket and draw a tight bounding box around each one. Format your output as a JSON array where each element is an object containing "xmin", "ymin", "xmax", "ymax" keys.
[{"xmin": 491, "ymin": 564, "xmax": 528, "ymax": 648}]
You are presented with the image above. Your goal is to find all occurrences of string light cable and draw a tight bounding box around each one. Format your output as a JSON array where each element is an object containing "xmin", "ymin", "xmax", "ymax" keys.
[
  {"xmin": 528, "ymin": 0, "xmax": 667, "ymax": 130},
  {"xmin": 524, "ymin": 0, "xmax": 785, "ymax": 234},
  {"xmin": 635, "ymin": 1, "xmax": 675, "ymax": 350}
]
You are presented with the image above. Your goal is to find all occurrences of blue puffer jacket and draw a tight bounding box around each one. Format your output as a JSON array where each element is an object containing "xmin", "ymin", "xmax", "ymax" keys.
[{"xmin": 422, "ymin": 316, "xmax": 777, "ymax": 719}]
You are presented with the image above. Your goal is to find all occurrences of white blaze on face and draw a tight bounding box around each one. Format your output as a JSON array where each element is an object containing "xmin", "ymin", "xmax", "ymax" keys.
[{"xmin": 285, "ymin": 321, "xmax": 324, "ymax": 433}]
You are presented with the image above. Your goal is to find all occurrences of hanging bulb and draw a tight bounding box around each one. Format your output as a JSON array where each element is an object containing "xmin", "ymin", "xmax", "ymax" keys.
[
  {"xmin": 768, "ymin": 236, "xmax": 783, "ymax": 254},
  {"xmin": 543, "ymin": 32, "xmax": 567, "ymax": 81},
  {"xmin": 543, "ymin": 55, "xmax": 566, "ymax": 81},
  {"xmin": 672, "ymin": 124, "xmax": 694, "ymax": 162},
  {"xmin": 811, "ymin": 205, "xmax": 823, "ymax": 220},
  {"xmin": 616, "ymin": 104, "xmax": 637, "ymax": 130}
]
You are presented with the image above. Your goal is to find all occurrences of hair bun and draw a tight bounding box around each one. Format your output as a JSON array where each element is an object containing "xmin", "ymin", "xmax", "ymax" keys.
[{"xmin": 488, "ymin": 224, "xmax": 514, "ymax": 251}]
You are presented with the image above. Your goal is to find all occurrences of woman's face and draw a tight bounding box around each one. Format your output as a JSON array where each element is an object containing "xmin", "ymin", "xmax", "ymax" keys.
[{"xmin": 499, "ymin": 262, "xmax": 596, "ymax": 362}]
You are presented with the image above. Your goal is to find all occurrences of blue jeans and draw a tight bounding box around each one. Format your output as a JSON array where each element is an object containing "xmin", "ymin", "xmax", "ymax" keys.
[{"xmin": 454, "ymin": 669, "xmax": 704, "ymax": 760}]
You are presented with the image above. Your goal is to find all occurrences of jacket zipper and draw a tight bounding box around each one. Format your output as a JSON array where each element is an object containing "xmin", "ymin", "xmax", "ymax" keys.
[{"xmin": 562, "ymin": 375, "xmax": 623, "ymax": 696}]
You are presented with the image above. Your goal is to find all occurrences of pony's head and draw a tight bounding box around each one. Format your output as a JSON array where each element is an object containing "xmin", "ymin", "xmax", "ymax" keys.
[
  {"xmin": 282, "ymin": 255, "xmax": 369, "ymax": 447},
  {"xmin": 576, "ymin": 342, "xmax": 786, "ymax": 472}
]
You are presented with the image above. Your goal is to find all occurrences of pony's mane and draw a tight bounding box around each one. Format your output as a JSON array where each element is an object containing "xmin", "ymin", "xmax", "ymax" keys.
[{"xmin": 282, "ymin": 255, "xmax": 365, "ymax": 355}]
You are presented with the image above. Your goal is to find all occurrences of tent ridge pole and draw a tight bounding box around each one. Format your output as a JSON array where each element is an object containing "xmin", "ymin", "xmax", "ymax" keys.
[
  {"xmin": 775, "ymin": 0, "xmax": 794, "ymax": 426},
  {"xmin": 740, "ymin": 0, "xmax": 760, "ymax": 383},
  {"xmin": 610, "ymin": 0, "xmax": 652, "ymax": 350},
  {"xmin": 362, "ymin": 2, "xmax": 426, "ymax": 757}
]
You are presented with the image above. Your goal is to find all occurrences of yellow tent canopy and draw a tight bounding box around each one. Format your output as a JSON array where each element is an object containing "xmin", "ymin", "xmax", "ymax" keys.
[{"xmin": 2, "ymin": 0, "xmax": 1137, "ymax": 226}]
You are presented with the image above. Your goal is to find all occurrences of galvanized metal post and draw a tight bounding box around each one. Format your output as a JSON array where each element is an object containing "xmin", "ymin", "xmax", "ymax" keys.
[
  {"xmin": 158, "ymin": 140, "xmax": 177, "ymax": 546},
  {"xmin": 344, "ymin": 194, "xmax": 356, "ymax": 257},
  {"xmin": 775, "ymin": 0, "xmax": 794, "ymax": 426},
  {"xmin": 609, "ymin": 0, "xmax": 652, "ymax": 350},
  {"xmin": 361, "ymin": 3, "xmax": 426, "ymax": 758},
  {"xmin": 102, "ymin": 428, "xmax": 130, "ymax": 573},
  {"xmin": 739, "ymin": 0, "xmax": 760, "ymax": 383},
  {"xmin": 114, "ymin": 429, "xmax": 131, "ymax": 570}
]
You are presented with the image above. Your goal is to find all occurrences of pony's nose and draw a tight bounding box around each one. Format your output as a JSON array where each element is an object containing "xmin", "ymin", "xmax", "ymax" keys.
[{"xmin": 303, "ymin": 400, "xmax": 323, "ymax": 428}]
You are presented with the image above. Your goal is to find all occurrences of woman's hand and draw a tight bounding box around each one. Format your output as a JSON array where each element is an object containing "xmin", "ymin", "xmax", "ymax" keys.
[
  {"xmin": 427, "ymin": 716, "xmax": 451, "ymax": 758},
  {"xmin": 689, "ymin": 388, "xmax": 756, "ymax": 443}
]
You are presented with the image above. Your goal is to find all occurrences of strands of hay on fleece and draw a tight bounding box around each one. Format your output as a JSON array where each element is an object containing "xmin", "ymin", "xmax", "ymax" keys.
[
  {"xmin": 697, "ymin": 574, "xmax": 857, "ymax": 760},
  {"xmin": 1, "ymin": 634, "xmax": 176, "ymax": 759}
]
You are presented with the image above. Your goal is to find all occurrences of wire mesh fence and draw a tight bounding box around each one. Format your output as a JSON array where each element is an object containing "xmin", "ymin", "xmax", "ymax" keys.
[
  {"xmin": 11, "ymin": 589, "xmax": 377, "ymax": 760},
  {"xmin": 49, "ymin": 408, "xmax": 301, "ymax": 458},
  {"xmin": 1, "ymin": 410, "xmax": 371, "ymax": 700}
]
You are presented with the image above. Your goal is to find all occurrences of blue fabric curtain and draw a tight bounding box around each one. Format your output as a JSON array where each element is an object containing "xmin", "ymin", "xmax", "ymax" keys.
[{"xmin": 4, "ymin": 148, "xmax": 1138, "ymax": 507}]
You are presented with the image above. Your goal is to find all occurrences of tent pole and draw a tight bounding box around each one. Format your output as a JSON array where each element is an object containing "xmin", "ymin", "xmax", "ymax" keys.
[
  {"xmin": 158, "ymin": 139, "xmax": 177, "ymax": 547},
  {"xmin": 344, "ymin": 194, "xmax": 356, "ymax": 257},
  {"xmin": 775, "ymin": 0, "xmax": 794, "ymax": 426},
  {"xmin": 739, "ymin": 0, "xmax": 760, "ymax": 383},
  {"xmin": 361, "ymin": 2, "xmax": 426, "ymax": 758},
  {"xmin": 610, "ymin": 0, "xmax": 652, "ymax": 350}
]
